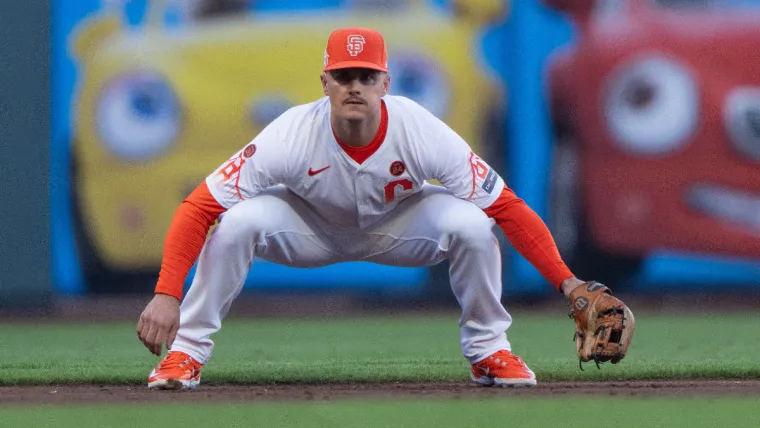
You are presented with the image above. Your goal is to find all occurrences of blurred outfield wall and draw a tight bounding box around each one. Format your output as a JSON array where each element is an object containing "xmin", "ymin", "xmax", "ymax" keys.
[
  {"xmin": 50, "ymin": 0, "xmax": 760, "ymax": 299},
  {"xmin": 0, "ymin": 0, "xmax": 51, "ymax": 307}
]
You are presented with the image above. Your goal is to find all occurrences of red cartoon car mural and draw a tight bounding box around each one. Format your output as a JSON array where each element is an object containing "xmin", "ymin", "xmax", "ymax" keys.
[{"xmin": 544, "ymin": 0, "xmax": 760, "ymax": 280}]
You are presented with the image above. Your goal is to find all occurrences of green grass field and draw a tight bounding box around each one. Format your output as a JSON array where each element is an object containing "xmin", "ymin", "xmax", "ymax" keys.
[
  {"xmin": 1, "ymin": 312, "xmax": 759, "ymax": 384},
  {"xmin": 3, "ymin": 398, "xmax": 760, "ymax": 428},
  {"xmin": 2, "ymin": 312, "xmax": 759, "ymax": 427}
]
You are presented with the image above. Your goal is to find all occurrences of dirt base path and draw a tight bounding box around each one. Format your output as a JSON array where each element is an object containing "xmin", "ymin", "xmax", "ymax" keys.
[{"xmin": 2, "ymin": 380, "xmax": 760, "ymax": 404}]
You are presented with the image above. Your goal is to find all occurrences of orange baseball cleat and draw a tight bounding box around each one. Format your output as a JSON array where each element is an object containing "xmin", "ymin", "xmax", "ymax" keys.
[
  {"xmin": 148, "ymin": 351, "xmax": 203, "ymax": 390},
  {"xmin": 470, "ymin": 350, "xmax": 537, "ymax": 387}
]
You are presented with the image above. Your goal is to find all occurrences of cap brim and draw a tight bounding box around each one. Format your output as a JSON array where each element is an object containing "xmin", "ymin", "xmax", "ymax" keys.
[{"xmin": 323, "ymin": 61, "xmax": 388, "ymax": 72}]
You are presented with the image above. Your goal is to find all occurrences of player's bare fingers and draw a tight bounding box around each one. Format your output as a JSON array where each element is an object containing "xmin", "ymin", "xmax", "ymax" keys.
[
  {"xmin": 138, "ymin": 311, "xmax": 157, "ymax": 344},
  {"xmin": 143, "ymin": 323, "xmax": 160, "ymax": 356},
  {"xmin": 153, "ymin": 325, "xmax": 170, "ymax": 357},
  {"xmin": 136, "ymin": 315, "xmax": 147, "ymax": 341},
  {"xmin": 141, "ymin": 325, "xmax": 155, "ymax": 354}
]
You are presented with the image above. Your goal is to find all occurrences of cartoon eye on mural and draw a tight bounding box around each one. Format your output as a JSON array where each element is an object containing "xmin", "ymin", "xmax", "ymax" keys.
[
  {"xmin": 543, "ymin": 0, "xmax": 760, "ymax": 282},
  {"xmin": 96, "ymin": 71, "xmax": 182, "ymax": 162},
  {"xmin": 65, "ymin": 0, "xmax": 508, "ymax": 290}
]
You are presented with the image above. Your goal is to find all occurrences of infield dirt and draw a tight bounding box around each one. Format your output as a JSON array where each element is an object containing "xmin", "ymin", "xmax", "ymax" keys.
[{"xmin": 2, "ymin": 380, "xmax": 760, "ymax": 405}]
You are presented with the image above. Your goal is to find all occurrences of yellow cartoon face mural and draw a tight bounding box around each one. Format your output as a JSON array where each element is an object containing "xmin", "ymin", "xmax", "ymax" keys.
[{"xmin": 70, "ymin": 0, "xmax": 507, "ymax": 275}]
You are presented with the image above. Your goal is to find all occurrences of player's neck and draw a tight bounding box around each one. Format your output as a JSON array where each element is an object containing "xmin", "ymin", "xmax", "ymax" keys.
[{"xmin": 330, "ymin": 113, "xmax": 381, "ymax": 148}]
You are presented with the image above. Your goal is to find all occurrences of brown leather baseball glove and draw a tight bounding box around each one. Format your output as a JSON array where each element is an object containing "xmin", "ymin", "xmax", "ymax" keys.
[{"xmin": 568, "ymin": 281, "xmax": 635, "ymax": 369}]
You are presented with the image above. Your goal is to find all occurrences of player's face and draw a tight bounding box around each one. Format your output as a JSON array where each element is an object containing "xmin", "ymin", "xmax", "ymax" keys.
[{"xmin": 321, "ymin": 68, "xmax": 390, "ymax": 121}]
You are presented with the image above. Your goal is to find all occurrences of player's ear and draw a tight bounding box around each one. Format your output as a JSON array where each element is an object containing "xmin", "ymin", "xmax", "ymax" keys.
[
  {"xmin": 383, "ymin": 73, "xmax": 391, "ymax": 96},
  {"xmin": 320, "ymin": 73, "xmax": 329, "ymax": 96}
]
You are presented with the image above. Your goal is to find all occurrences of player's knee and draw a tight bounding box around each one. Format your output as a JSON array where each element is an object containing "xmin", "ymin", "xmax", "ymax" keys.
[
  {"xmin": 438, "ymin": 206, "xmax": 494, "ymax": 249},
  {"xmin": 213, "ymin": 198, "xmax": 274, "ymax": 245}
]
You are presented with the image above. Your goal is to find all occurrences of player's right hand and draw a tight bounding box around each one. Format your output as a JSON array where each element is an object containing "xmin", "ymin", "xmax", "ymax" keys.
[{"xmin": 137, "ymin": 293, "xmax": 181, "ymax": 356}]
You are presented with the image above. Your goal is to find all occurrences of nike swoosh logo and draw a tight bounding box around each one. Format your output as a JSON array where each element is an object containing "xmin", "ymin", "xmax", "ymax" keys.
[{"xmin": 308, "ymin": 166, "xmax": 330, "ymax": 176}]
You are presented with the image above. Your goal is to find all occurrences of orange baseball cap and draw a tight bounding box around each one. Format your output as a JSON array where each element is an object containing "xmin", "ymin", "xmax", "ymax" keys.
[{"xmin": 323, "ymin": 27, "xmax": 388, "ymax": 72}]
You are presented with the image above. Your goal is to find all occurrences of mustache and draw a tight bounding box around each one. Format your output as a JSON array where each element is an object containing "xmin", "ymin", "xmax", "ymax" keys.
[{"xmin": 343, "ymin": 97, "xmax": 367, "ymax": 105}]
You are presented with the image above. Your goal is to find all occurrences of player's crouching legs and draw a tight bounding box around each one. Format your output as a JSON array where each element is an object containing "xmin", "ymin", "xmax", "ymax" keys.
[
  {"xmin": 433, "ymin": 201, "xmax": 509, "ymax": 328},
  {"xmin": 203, "ymin": 188, "xmax": 326, "ymax": 264},
  {"xmin": 435, "ymin": 205, "xmax": 496, "ymax": 255},
  {"xmin": 432, "ymin": 200, "xmax": 515, "ymax": 363},
  {"xmin": 211, "ymin": 197, "xmax": 277, "ymax": 257},
  {"xmin": 434, "ymin": 203, "xmax": 536, "ymax": 386},
  {"xmin": 436, "ymin": 204, "xmax": 505, "ymax": 321},
  {"xmin": 175, "ymin": 188, "xmax": 338, "ymax": 361},
  {"xmin": 169, "ymin": 190, "xmax": 315, "ymax": 366},
  {"xmin": 168, "ymin": 198, "xmax": 276, "ymax": 365},
  {"xmin": 209, "ymin": 189, "xmax": 338, "ymax": 268},
  {"xmin": 148, "ymin": 198, "xmax": 274, "ymax": 391}
]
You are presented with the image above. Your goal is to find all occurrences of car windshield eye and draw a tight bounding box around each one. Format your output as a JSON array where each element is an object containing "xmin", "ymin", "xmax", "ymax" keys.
[
  {"xmin": 604, "ymin": 56, "xmax": 699, "ymax": 156},
  {"xmin": 97, "ymin": 72, "xmax": 181, "ymax": 162}
]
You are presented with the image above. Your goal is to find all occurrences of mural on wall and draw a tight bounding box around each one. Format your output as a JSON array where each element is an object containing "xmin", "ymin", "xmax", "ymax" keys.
[
  {"xmin": 541, "ymin": 0, "xmax": 760, "ymax": 287},
  {"xmin": 53, "ymin": 0, "xmax": 511, "ymax": 294},
  {"xmin": 54, "ymin": 0, "xmax": 760, "ymax": 296}
]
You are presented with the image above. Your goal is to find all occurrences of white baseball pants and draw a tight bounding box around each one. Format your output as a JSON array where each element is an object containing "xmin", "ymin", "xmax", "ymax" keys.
[{"xmin": 171, "ymin": 185, "xmax": 512, "ymax": 364}]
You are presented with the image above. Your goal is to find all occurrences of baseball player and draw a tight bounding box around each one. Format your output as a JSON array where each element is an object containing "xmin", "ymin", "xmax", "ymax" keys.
[{"xmin": 137, "ymin": 27, "xmax": 633, "ymax": 389}]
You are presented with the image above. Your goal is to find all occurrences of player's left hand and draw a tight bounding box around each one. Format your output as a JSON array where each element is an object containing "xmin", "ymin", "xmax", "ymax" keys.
[
  {"xmin": 137, "ymin": 293, "xmax": 180, "ymax": 356},
  {"xmin": 567, "ymin": 281, "xmax": 635, "ymax": 368}
]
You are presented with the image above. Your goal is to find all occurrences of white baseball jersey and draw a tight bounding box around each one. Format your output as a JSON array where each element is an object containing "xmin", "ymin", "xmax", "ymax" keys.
[
  {"xmin": 205, "ymin": 95, "xmax": 505, "ymax": 229},
  {"xmin": 175, "ymin": 95, "xmax": 517, "ymax": 366}
]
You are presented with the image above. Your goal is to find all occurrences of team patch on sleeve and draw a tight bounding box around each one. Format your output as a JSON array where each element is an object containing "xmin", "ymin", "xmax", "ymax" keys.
[
  {"xmin": 468, "ymin": 152, "xmax": 500, "ymax": 198},
  {"xmin": 481, "ymin": 168, "xmax": 498, "ymax": 194}
]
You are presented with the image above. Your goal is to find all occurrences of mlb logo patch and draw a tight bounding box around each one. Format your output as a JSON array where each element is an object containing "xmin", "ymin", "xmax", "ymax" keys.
[{"xmin": 481, "ymin": 169, "xmax": 498, "ymax": 194}]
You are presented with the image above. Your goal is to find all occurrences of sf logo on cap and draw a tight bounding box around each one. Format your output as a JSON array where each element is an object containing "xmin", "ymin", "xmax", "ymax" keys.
[{"xmin": 346, "ymin": 35, "xmax": 365, "ymax": 56}]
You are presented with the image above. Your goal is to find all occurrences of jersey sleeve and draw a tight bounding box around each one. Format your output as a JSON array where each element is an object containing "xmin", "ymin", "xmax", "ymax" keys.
[
  {"xmin": 205, "ymin": 117, "xmax": 290, "ymax": 208},
  {"xmin": 484, "ymin": 185, "xmax": 574, "ymax": 290},
  {"xmin": 428, "ymin": 117, "xmax": 504, "ymax": 209}
]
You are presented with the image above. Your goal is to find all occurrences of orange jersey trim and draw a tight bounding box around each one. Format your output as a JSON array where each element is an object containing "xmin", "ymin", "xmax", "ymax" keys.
[
  {"xmin": 154, "ymin": 181, "xmax": 226, "ymax": 300},
  {"xmin": 334, "ymin": 100, "xmax": 388, "ymax": 165},
  {"xmin": 483, "ymin": 186, "xmax": 574, "ymax": 290}
]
